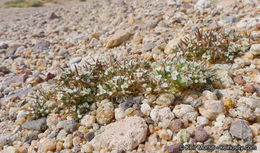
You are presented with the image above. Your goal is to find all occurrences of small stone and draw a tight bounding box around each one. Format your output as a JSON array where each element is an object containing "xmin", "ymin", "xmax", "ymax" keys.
[
  {"xmin": 57, "ymin": 120, "xmax": 77, "ymax": 133},
  {"xmin": 199, "ymin": 100, "xmax": 225, "ymax": 120},
  {"xmin": 230, "ymin": 119, "xmax": 253, "ymax": 141},
  {"xmin": 35, "ymin": 76, "xmax": 44, "ymax": 84},
  {"xmin": 114, "ymin": 108, "xmax": 125, "ymax": 120},
  {"xmin": 22, "ymin": 118, "xmax": 47, "ymax": 131},
  {"xmin": 197, "ymin": 116, "xmax": 209, "ymax": 126},
  {"xmin": 2, "ymin": 146, "xmax": 18, "ymax": 153},
  {"xmin": 34, "ymin": 40, "xmax": 50, "ymax": 52},
  {"xmin": 56, "ymin": 141, "xmax": 63, "ymax": 152},
  {"xmin": 202, "ymin": 90, "xmax": 218, "ymax": 100},
  {"xmin": 173, "ymin": 104, "xmax": 198, "ymax": 122},
  {"xmin": 81, "ymin": 143, "xmax": 93, "ymax": 153},
  {"xmin": 191, "ymin": 99, "xmax": 202, "ymax": 108},
  {"xmin": 49, "ymin": 12, "xmax": 60, "ymax": 19},
  {"xmin": 58, "ymin": 50, "xmax": 68, "ymax": 56},
  {"xmin": 250, "ymin": 44, "xmax": 260, "ymax": 56},
  {"xmin": 164, "ymin": 144, "xmax": 181, "ymax": 153},
  {"xmin": 0, "ymin": 135, "xmax": 11, "ymax": 147},
  {"xmin": 69, "ymin": 57, "xmax": 82, "ymax": 65},
  {"xmin": 0, "ymin": 66, "xmax": 10, "ymax": 75},
  {"xmin": 57, "ymin": 130, "xmax": 67, "ymax": 141},
  {"xmin": 38, "ymin": 138, "xmax": 56, "ymax": 152},
  {"xmin": 158, "ymin": 129, "xmax": 172, "ymax": 140},
  {"xmin": 243, "ymin": 84, "xmax": 256, "ymax": 93},
  {"xmin": 120, "ymin": 100, "xmax": 134, "ymax": 110},
  {"xmin": 46, "ymin": 115, "xmax": 58, "ymax": 130},
  {"xmin": 106, "ymin": 29, "xmax": 133, "ymax": 48},
  {"xmin": 63, "ymin": 134, "xmax": 73, "ymax": 149},
  {"xmin": 0, "ymin": 42, "xmax": 8, "ymax": 49},
  {"xmin": 140, "ymin": 103, "xmax": 151, "ymax": 116},
  {"xmin": 233, "ymin": 76, "xmax": 246, "ymax": 85},
  {"xmin": 143, "ymin": 43, "xmax": 156, "ymax": 51},
  {"xmin": 224, "ymin": 16, "xmax": 239, "ymax": 24},
  {"xmin": 195, "ymin": 0, "xmax": 212, "ymax": 8},
  {"xmin": 25, "ymin": 134, "xmax": 38, "ymax": 144},
  {"xmin": 195, "ymin": 126, "xmax": 209, "ymax": 142},
  {"xmin": 85, "ymin": 131, "xmax": 95, "ymax": 141},
  {"xmin": 4, "ymin": 73, "xmax": 29, "ymax": 84},
  {"xmin": 96, "ymin": 101, "xmax": 114, "ymax": 125},
  {"xmin": 90, "ymin": 116, "xmax": 147, "ymax": 151},
  {"xmin": 176, "ymin": 129, "xmax": 190, "ymax": 143},
  {"xmin": 150, "ymin": 107, "xmax": 174, "ymax": 128},
  {"xmin": 169, "ymin": 119, "xmax": 184, "ymax": 133},
  {"xmin": 81, "ymin": 115, "xmax": 95, "ymax": 128},
  {"xmin": 45, "ymin": 72, "xmax": 56, "ymax": 81},
  {"xmin": 155, "ymin": 93, "xmax": 175, "ymax": 107}
]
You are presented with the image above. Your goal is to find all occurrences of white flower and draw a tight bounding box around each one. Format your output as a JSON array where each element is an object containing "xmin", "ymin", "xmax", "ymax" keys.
[
  {"xmin": 171, "ymin": 71, "xmax": 178, "ymax": 80},
  {"xmin": 136, "ymin": 72, "xmax": 143, "ymax": 78},
  {"xmin": 162, "ymin": 82, "xmax": 168, "ymax": 88},
  {"xmin": 165, "ymin": 66, "xmax": 171, "ymax": 72},
  {"xmin": 146, "ymin": 87, "xmax": 152, "ymax": 92},
  {"xmin": 57, "ymin": 92, "xmax": 63, "ymax": 100}
]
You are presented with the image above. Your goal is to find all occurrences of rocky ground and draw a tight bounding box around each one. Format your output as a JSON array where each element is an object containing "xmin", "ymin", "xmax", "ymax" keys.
[{"xmin": 0, "ymin": 0, "xmax": 260, "ymax": 153}]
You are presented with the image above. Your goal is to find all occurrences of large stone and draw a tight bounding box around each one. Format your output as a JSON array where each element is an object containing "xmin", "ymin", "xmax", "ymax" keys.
[
  {"xmin": 56, "ymin": 120, "xmax": 77, "ymax": 133},
  {"xmin": 90, "ymin": 116, "xmax": 147, "ymax": 151},
  {"xmin": 230, "ymin": 119, "xmax": 253, "ymax": 141},
  {"xmin": 155, "ymin": 93, "xmax": 175, "ymax": 107},
  {"xmin": 106, "ymin": 29, "xmax": 133, "ymax": 48},
  {"xmin": 22, "ymin": 118, "xmax": 47, "ymax": 131},
  {"xmin": 199, "ymin": 100, "xmax": 225, "ymax": 120},
  {"xmin": 96, "ymin": 101, "xmax": 114, "ymax": 125},
  {"xmin": 173, "ymin": 104, "xmax": 198, "ymax": 122}
]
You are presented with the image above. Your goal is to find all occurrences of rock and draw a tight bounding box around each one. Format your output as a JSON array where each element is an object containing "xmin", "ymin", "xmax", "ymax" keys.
[
  {"xmin": 243, "ymin": 84, "xmax": 256, "ymax": 93},
  {"xmin": 34, "ymin": 40, "xmax": 50, "ymax": 52},
  {"xmin": 85, "ymin": 131, "xmax": 95, "ymax": 141},
  {"xmin": 57, "ymin": 129, "xmax": 67, "ymax": 141},
  {"xmin": 215, "ymin": 68, "xmax": 233, "ymax": 85},
  {"xmin": 81, "ymin": 115, "xmax": 95, "ymax": 128},
  {"xmin": 106, "ymin": 29, "xmax": 132, "ymax": 48},
  {"xmin": 195, "ymin": 0, "xmax": 212, "ymax": 8},
  {"xmin": 114, "ymin": 107, "xmax": 125, "ymax": 120},
  {"xmin": 141, "ymin": 103, "xmax": 151, "ymax": 116},
  {"xmin": 199, "ymin": 100, "xmax": 225, "ymax": 120},
  {"xmin": 22, "ymin": 118, "xmax": 47, "ymax": 131},
  {"xmin": 249, "ymin": 44, "xmax": 260, "ymax": 56},
  {"xmin": 25, "ymin": 134, "xmax": 38, "ymax": 144},
  {"xmin": 4, "ymin": 73, "xmax": 29, "ymax": 85},
  {"xmin": 164, "ymin": 37, "xmax": 182, "ymax": 54},
  {"xmin": 233, "ymin": 76, "xmax": 246, "ymax": 85},
  {"xmin": 38, "ymin": 138, "xmax": 56, "ymax": 152},
  {"xmin": 224, "ymin": 16, "xmax": 239, "ymax": 24},
  {"xmin": 81, "ymin": 143, "xmax": 93, "ymax": 153},
  {"xmin": 0, "ymin": 66, "xmax": 10, "ymax": 75},
  {"xmin": 143, "ymin": 43, "xmax": 156, "ymax": 51},
  {"xmin": 45, "ymin": 72, "xmax": 56, "ymax": 81},
  {"xmin": 164, "ymin": 144, "xmax": 181, "ymax": 153},
  {"xmin": 197, "ymin": 116, "xmax": 209, "ymax": 126},
  {"xmin": 150, "ymin": 107, "xmax": 174, "ymax": 128},
  {"xmin": 173, "ymin": 104, "xmax": 198, "ymax": 122},
  {"xmin": 229, "ymin": 105, "xmax": 256, "ymax": 121},
  {"xmin": 169, "ymin": 119, "xmax": 184, "ymax": 133},
  {"xmin": 96, "ymin": 101, "xmax": 114, "ymax": 125},
  {"xmin": 195, "ymin": 126, "xmax": 209, "ymax": 142},
  {"xmin": 46, "ymin": 115, "xmax": 58, "ymax": 130},
  {"xmin": 176, "ymin": 129, "xmax": 190, "ymax": 143},
  {"xmin": 120, "ymin": 99, "xmax": 134, "ymax": 110},
  {"xmin": 2, "ymin": 146, "xmax": 18, "ymax": 153},
  {"xmin": 230, "ymin": 119, "xmax": 253, "ymax": 141},
  {"xmin": 35, "ymin": 76, "xmax": 44, "ymax": 83},
  {"xmin": 49, "ymin": 12, "xmax": 60, "ymax": 19},
  {"xmin": 57, "ymin": 120, "xmax": 77, "ymax": 133},
  {"xmin": 0, "ymin": 135, "xmax": 11, "ymax": 147},
  {"xmin": 69, "ymin": 57, "xmax": 82, "ymax": 65},
  {"xmin": 63, "ymin": 134, "xmax": 73, "ymax": 149},
  {"xmin": 191, "ymin": 99, "xmax": 202, "ymax": 108},
  {"xmin": 0, "ymin": 42, "xmax": 8, "ymax": 49},
  {"xmin": 238, "ymin": 97, "xmax": 260, "ymax": 110},
  {"xmin": 202, "ymin": 90, "xmax": 218, "ymax": 100},
  {"xmin": 58, "ymin": 50, "xmax": 68, "ymax": 56},
  {"xmin": 90, "ymin": 116, "xmax": 147, "ymax": 151},
  {"xmin": 155, "ymin": 93, "xmax": 175, "ymax": 107}
]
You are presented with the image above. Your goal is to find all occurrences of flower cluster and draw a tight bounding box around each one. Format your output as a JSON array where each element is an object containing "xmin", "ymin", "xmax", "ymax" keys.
[{"xmin": 174, "ymin": 29, "xmax": 251, "ymax": 63}]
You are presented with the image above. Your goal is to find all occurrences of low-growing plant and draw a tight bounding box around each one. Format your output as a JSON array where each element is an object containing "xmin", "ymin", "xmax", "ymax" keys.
[
  {"xmin": 173, "ymin": 29, "xmax": 251, "ymax": 64},
  {"xmin": 29, "ymin": 57, "xmax": 215, "ymax": 120},
  {"xmin": 4, "ymin": 0, "xmax": 43, "ymax": 7}
]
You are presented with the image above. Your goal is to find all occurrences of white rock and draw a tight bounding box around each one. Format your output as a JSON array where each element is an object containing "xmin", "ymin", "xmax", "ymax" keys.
[
  {"xmin": 96, "ymin": 102, "xmax": 114, "ymax": 125},
  {"xmin": 81, "ymin": 115, "xmax": 96, "ymax": 128},
  {"xmin": 164, "ymin": 37, "xmax": 182, "ymax": 55},
  {"xmin": 114, "ymin": 108, "xmax": 125, "ymax": 120},
  {"xmin": 238, "ymin": 97, "xmax": 260, "ymax": 110},
  {"xmin": 173, "ymin": 104, "xmax": 198, "ymax": 122},
  {"xmin": 250, "ymin": 44, "xmax": 260, "ymax": 56},
  {"xmin": 69, "ymin": 57, "xmax": 82, "ymax": 65},
  {"xmin": 197, "ymin": 116, "xmax": 209, "ymax": 126},
  {"xmin": 150, "ymin": 107, "xmax": 174, "ymax": 128},
  {"xmin": 202, "ymin": 90, "xmax": 217, "ymax": 100},
  {"xmin": 90, "ymin": 116, "xmax": 147, "ymax": 151},
  {"xmin": 155, "ymin": 93, "xmax": 175, "ymax": 107},
  {"xmin": 2, "ymin": 146, "xmax": 18, "ymax": 153},
  {"xmin": 141, "ymin": 103, "xmax": 151, "ymax": 116},
  {"xmin": 199, "ymin": 100, "xmax": 225, "ymax": 120},
  {"xmin": 195, "ymin": 0, "xmax": 212, "ymax": 8}
]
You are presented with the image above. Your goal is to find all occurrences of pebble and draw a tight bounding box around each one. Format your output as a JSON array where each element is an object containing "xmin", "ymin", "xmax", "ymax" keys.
[
  {"xmin": 233, "ymin": 76, "xmax": 246, "ymax": 85},
  {"xmin": 230, "ymin": 119, "xmax": 253, "ymax": 142},
  {"xmin": 34, "ymin": 40, "xmax": 50, "ymax": 52},
  {"xmin": 85, "ymin": 131, "xmax": 95, "ymax": 142},
  {"xmin": 249, "ymin": 44, "xmax": 260, "ymax": 56},
  {"xmin": 197, "ymin": 116, "xmax": 209, "ymax": 126},
  {"xmin": 140, "ymin": 102, "xmax": 151, "ymax": 116},
  {"xmin": 106, "ymin": 29, "xmax": 132, "ymax": 48},
  {"xmin": 143, "ymin": 43, "xmax": 156, "ymax": 51},
  {"xmin": 164, "ymin": 144, "xmax": 181, "ymax": 153},
  {"xmin": 150, "ymin": 107, "xmax": 174, "ymax": 128},
  {"xmin": 81, "ymin": 143, "xmax": 93, "ymax": 153},
  {"xmin": 80, "ymin": 115, "xmax": 96, "ymax": 128},
  {"xmin": 38, "ymin": 138, "xmax": 56, "ymax": 152},
  {"xmin": 199, "ymin": 100, "xmax": 225, "ymax": 120},
  {"xmin": 173, "ymin": 104, "xmax": 198, "ymax": 122},
  {"xmin": 155, "ymin": 93, "xmax": 175, "ymax": 107},
  {"xmin": 164, "ymin": 37, "xmax": 182, "ymax": 54},
  {"xmin": 22, "ymin": 118, "xmax": 47, "ymax": 131},
  {"xmin": 69, "ymin": 57, "xmax": 82, "ymax": 65},
  {"xmin": 96, "ymin": 101, "xmax": 114, "ymax": 125},
  {"xmin": 195, "ymin": 126, "xmax": 209, "ymax": 142},
  {"xmin": 0, "ymin": 42, "xmax": 8, "ymax": 49},
  {"xmin": 63, "ymin": 134, "xmax": 73, "ymax": 149},
  {"xmin": 2, "ymin": 146, "xmax": 18, "ymax": 153},
  {"xmin": 243, "ymin": 84, "xmax": 256, "ymax": 93},
  {"xmin": 56, "ymin": 120, "xmax": 77, "ymax": 133}
]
